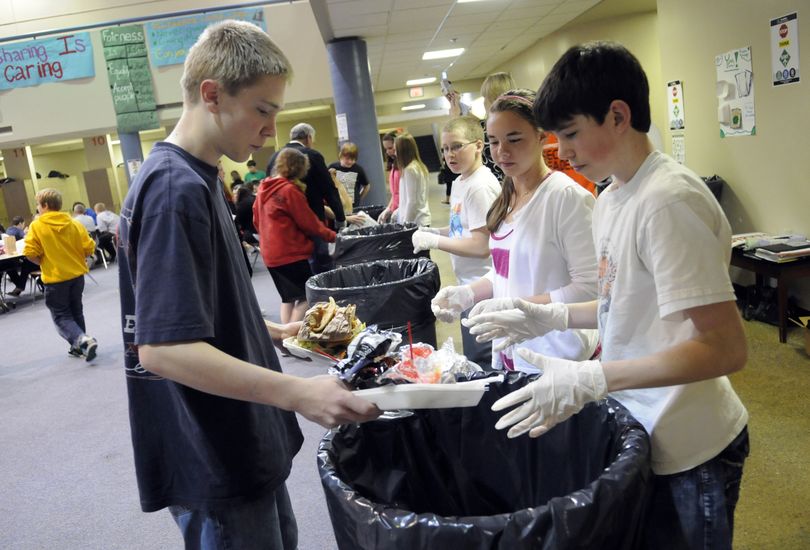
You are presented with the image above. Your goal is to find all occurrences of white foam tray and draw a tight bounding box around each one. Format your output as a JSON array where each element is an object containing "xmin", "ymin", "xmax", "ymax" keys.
[{"xmin": 353, "ymin": 375, "xmax": 503, "ymax": 410}]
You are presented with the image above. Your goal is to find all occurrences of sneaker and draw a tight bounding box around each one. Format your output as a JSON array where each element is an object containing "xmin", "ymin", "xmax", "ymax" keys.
[
  {"xmin": 78, "ymin": 336, "xmax": 98, "ymax": 362},
  {"xmin": 68, "ymin": 346, "xmax": 83, "ymax": 358},
  {"xmin": 8, "ymin": 287, "xmax": 23, "ymax": 297}
]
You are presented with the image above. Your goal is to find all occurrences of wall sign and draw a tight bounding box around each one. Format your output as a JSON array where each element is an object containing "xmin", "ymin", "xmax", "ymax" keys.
[
  {"xmin": 715, "ymin": 46, "xmax": 756, "ymax": 138},
  {"xmin": 102, "ymin": 25, "xmax": 159, "ymax": 134},
  {"xmin": 770, "ymin": 12, "xmax": 800, "ymax": 86},
  {"xmin": 0, "ymin": 33, "xmax": 94, "ymax": 90},
  {"xmin": 666, "ymin": 80, "xmax": 685, "ymax": 130},
  {"xmin": 145, "ymin": 8, "xmax": 267, "ymax": 67}
]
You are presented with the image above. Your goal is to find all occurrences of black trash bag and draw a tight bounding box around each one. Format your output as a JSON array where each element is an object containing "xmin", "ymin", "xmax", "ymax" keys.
[
  {"xmin": 319, "ymin": 373, "xmax": 652, "ymax": 549},
  {"xmin": 353, "ymin": 204, "xmax": 387, "ymax": 221},
  {"xmin": 334, "ymin": 222, "xmax": 429, "ymax": 267},
  {"xmin": 306, "ymin": 258, "xmax": 440, "ymax": 347}
]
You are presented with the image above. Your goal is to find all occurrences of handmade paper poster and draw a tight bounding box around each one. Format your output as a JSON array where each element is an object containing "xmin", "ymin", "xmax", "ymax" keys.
[
  {"xmin": 715, "ymin": 46, "xmax": 755, "ymax": 137},
  {"xmin": 667, "ymin": 80, "xmax": 685, "ymax": 130},
  {"xmin": 145, "ymin": 8, "xmax": 266, "ymax": 67},
  {"xmin": 771, "ymin": 12, "xmax": 800, "ymax": 86},
  {"xmin": 0, "ymin": 33, "xmax": 94, "ymax": 90}
]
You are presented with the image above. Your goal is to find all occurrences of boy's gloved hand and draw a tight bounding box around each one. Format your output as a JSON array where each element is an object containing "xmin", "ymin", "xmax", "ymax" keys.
[
  {"xmin": 431, "ymin": 285, "xmax": 475, "ymax": 322},
  {"xmin": 412, "ymin": 230, "xmax": 441, "ymax": 253},
  {"xmin": 462, "ymin": 299, "xmax": 569, "ymax": 352},
  {"xmin": 492, "ymin": 349, "xmax": 607, "ymax": 438}
]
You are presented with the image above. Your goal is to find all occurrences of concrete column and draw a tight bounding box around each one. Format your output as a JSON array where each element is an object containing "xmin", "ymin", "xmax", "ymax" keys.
[
  {"xmin": 119, "ymin": 132, "xmax": 144, "ymax": 189},
  {"xmin": 326, "ymin": 37, "xmax": 386, "ymax": 207}
]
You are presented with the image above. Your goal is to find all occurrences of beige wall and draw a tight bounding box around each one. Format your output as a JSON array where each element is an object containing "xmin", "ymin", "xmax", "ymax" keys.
[
  {"xmin": 658, "ymin": 0, "xmax": 808, "ymax": 237},
  {"xmin": 499, "ymin": 11, "xmax": 665, "ymax": 142},
  {"xmin": 275, "ymin": 112, "xmax": 341, "ymax": 165}
]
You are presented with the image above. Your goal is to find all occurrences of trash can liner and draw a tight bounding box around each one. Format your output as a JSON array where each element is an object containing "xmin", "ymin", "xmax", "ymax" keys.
[
  {"xmin": 307, "ymin": 258, "xmax": 440, "ymax": 348},
  {"xmin": 318, "ymin": 373, "xmax": 652, "ymax": 549},
  {"xmin": 353, "ymin": 204, "xmax": 387, "ymax": 221},
  {"xmin": 334, "ymin": 222, "xmax": 429, "ymax": 267}
]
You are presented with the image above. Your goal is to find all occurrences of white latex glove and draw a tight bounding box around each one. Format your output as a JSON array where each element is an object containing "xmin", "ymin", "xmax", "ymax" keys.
[
  {"xmin": 377, "ymin": 208, "xmax": 390, "ymax": 224},
  {"xmin": 412, "ymin": 230, "xmax": 441, "ymax": 253},
  {"xmin": 431, "ymin": 285, "xmax": 475, "ymax": 323},
  {"xmin": 462, "ymin": 299, "xmax": 569, "ymax": 352},
  {"xmin": 492, "ymin": 349, "xmax": 607, "ymax": 438}
]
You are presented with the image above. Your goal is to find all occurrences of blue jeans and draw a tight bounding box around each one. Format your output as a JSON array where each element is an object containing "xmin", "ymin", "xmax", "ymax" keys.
[
  {"xmin": 169, "ymin": 484, "xmax": 297, "ymax": 550},
  {"xmin": 43, "ymin": 275, "xmax": 86, "ymax": 347},
  {"xmin": 644, "ymin": 426, "xmax": 750, "ymax": 550}
]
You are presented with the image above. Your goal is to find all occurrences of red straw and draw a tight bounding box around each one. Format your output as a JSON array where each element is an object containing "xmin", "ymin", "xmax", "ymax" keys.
[
  {"xmin": 407, "ymin": 321, "xmax": 414, "ymax": 363},
  {"xmin": 314, "ymin": 348, "xmax": 339, "ymax": 362}
]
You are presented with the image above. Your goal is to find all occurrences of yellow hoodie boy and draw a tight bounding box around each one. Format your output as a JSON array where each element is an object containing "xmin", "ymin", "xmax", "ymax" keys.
[{"xmin": 24, "ymin": 211, "xmax": 95, "ymax": 284}]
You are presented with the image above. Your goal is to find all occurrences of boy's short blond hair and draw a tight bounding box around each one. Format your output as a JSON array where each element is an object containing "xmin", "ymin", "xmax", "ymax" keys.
[
  {"xmin": 36, "ymin": 188, "xmax": 62, "ymax": 211},
  {"xmin": 181, "ymin": 20, "xmax": 293, "ymax": 104},
  {"xmin": 442, "ymin": 115, "xmax": 484, "ymax": 143}
]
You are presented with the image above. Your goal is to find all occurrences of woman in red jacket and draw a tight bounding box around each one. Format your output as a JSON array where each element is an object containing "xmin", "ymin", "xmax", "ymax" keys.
[{"xmin": 254, "ymin": 148, "xmax": 336, "ymax": 323}]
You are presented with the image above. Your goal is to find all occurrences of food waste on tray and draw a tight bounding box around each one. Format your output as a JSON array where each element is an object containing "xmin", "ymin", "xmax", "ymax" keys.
[
  {"xmin": 329, "ymin": 326, "xmax": 484, "ymax": 390},
  {"xmin": 293, "ymin": 298, "xmax": 365, "ymax": 359}
]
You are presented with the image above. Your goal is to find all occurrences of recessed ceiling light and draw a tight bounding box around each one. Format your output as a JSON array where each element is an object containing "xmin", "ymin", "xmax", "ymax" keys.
[
  {"xmin": 457, "ymin": 0, "xmax": 488, "ymax": 3},
  {"xmin": 406, "ymin": 77, "xmax": 437, "ymax": 86},
  {"xmin": 401, "ymin": 104, "xmax": 426, "ymax": 111},
  {"xmin": 422, "ymin": 48, "xmax": 465, "ymax": 60}
]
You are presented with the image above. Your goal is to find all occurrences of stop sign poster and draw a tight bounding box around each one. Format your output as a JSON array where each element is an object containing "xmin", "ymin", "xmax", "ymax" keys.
[
  {"xmin": 770, "ymin": 12, "xmax": 799, "ymax": 86},
  {"xmin": 667, "ymin": 80, "xmax": 685, "ymax": 130}
]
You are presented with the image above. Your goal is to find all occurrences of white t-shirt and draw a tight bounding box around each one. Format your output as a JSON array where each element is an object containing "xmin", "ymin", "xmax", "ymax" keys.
[
  {"xmin": 486, "ymin": 171, "xmax": 599, "ymax": 372},
  {"xmin": 594, "ymin": 150, "xmax": 748, "ymax": 475},
  {"xmin": 397, "ymin": 162, "xmax": 431, "ymax": 227},
  {"xmin": 74, "ymin": 214, "xmax": 96, "ymax": 233},
  {"xmin": 449, "ymin": 165, "xmax": 500, "ymax": 285},
  {"xmin": 96, "ymin": 210, "xmax": 120, "ymax": 234}
]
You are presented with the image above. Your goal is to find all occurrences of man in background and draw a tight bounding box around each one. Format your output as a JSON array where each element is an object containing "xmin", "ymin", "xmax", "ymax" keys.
[{"xmin": 94, "ymin": 203, "xmax": 119, "ymax": 262}]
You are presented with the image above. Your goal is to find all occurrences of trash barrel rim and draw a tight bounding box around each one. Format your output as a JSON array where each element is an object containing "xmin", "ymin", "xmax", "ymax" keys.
[{"xmin": 307, "ymin": 258, "xmax": 439, "ymax": 293}]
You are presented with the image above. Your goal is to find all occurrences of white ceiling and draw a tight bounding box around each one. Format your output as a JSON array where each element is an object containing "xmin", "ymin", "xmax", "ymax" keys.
[{"xmin": 316, "ymin": 0, "xmax": 602, "ymax": 92}]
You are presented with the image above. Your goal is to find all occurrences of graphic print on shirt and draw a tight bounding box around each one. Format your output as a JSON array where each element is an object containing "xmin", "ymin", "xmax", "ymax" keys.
[
  {"xmin": 490, "ymin": 227, "xmax": 513, "ymax": 278},
  {"xmin": 597, "ymin": 239, "xmax": 617, "ymax": 333},
  {"xmin": 334, "ymin": 169, "xmax": 358, "ymax": 197},
  {"xmin": 449, "ymin": 203, "xmax": 463, "ymax": 237}
]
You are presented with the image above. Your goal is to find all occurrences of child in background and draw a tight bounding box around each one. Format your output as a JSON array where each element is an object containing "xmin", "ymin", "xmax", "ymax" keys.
[
  {"xmin": 255, "ymin": 147, "xmax": 336, "ymax": 324},
  {"xmin": 378, "ymin": 130, "xmax": 400, "ymax": 223},
  {"xmin": 411, "ymin": 115, "xmax": 500, "ymax": 366},
  {"xmin": 394, "ymin": 133, "xmax": 431, "ymax": 227}
]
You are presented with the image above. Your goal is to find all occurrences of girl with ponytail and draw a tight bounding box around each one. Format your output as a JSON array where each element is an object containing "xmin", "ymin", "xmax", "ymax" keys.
[{"xmin": 432, "ymin": 89, "xmax": 599, "ymax": 372}]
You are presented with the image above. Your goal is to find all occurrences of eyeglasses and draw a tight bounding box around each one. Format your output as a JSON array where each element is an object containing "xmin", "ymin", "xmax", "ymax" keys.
[{"xmin": 440, "ymin": 141, "xmax": 475, "ymax": 155}]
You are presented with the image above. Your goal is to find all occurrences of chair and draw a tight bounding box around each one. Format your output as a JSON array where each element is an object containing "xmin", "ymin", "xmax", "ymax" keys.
[{"xmin": 91, "ymin": 231, "xmax": 108, "ymax": 269}]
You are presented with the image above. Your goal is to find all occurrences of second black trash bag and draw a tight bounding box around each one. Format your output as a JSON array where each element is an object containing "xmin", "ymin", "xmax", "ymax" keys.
[
  {"xmin": 306, "ymin": 258, "xmax": 440, "ymax": 347},
  {"xmin": 334, "ymin": 222, "xmax": 430, "ymax": 267},
  {"xmin": 318, "ymin": 373, "xmax": 653, "ymax": 550}
]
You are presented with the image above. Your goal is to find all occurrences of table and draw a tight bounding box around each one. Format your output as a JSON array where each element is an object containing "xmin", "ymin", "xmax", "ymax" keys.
[
  {"xmin": 0, "ymin": 253, "xmax": 24, "ymax": 313},
  {"xmin": 730, "ymin": 248, "xmax": 810, "ymax": 343}
]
